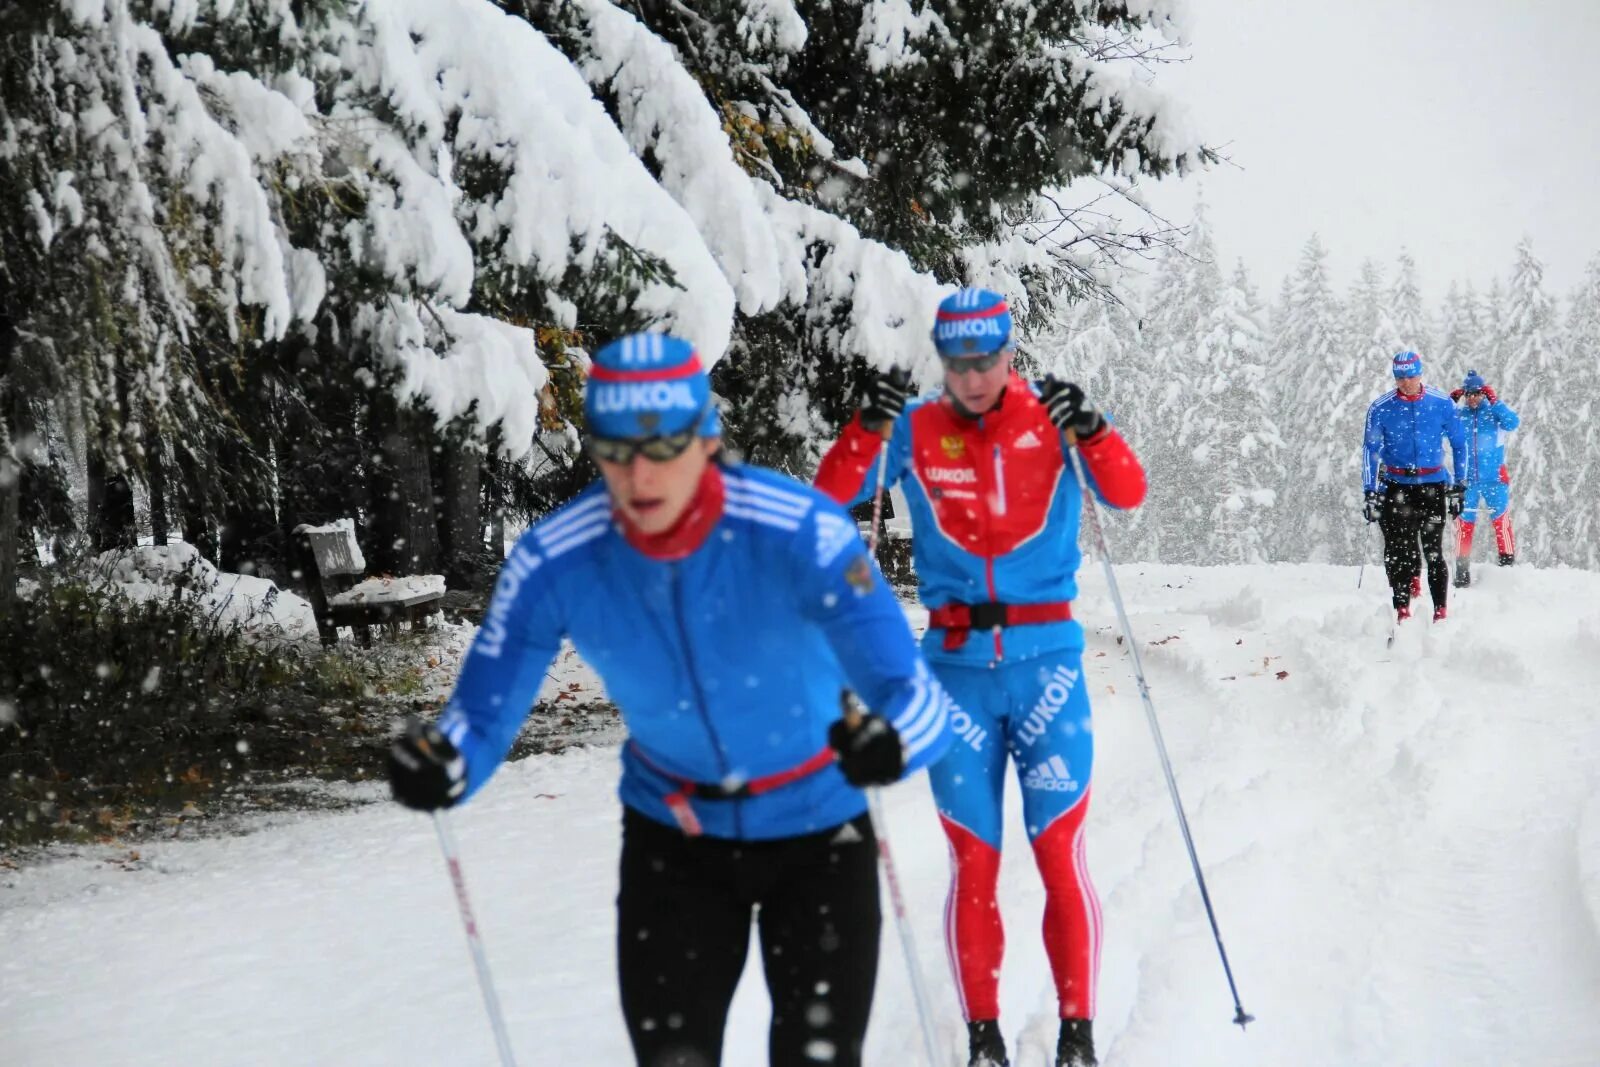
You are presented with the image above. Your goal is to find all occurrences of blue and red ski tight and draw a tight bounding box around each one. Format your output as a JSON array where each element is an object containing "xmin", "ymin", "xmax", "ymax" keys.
[{"xmin": 928, "ymin": 649, "xmax": 1101, "ymax": 1021}]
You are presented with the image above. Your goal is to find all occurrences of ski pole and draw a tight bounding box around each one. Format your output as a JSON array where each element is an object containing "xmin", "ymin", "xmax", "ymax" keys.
[
  {"xmin": 851, "ymin": 432, "xmax": 944, "ymax": 1067},
  {"xmin": 1067, "ymin": 447, "xmax": 1255, "ymax": 1030},
  {"xmin": 433, "ymin": 810, "xmax": 519, "ymax": 1066},
  {"xmin": 842, "ymin": 695, "xmax": 943, "ymax": 1067},
  {"xmin": 1358, "ymin": 523, "xmax": 1375, "ymax": 589}
]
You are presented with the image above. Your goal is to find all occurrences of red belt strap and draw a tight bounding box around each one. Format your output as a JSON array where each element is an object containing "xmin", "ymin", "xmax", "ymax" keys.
[
  {"xmin": 631, "ymin": 742, "xmax": 837, "ymax": 837},
  {"xmin": 1383, "ymin": 464, "xmax": 1443, "ymax": 476},
  {"xmin": 928, "ymin": 600, "xmax": 1074, "ymax": 651}
]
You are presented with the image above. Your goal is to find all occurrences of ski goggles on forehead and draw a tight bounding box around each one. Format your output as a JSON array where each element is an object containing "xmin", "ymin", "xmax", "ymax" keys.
[
  {"xmin": 586, "ymin": 426, "xmax": 699, "ymax": 465},
  {"xmin": 939, "ymin": 351, "xmax": 1006, "ymax": 375}
]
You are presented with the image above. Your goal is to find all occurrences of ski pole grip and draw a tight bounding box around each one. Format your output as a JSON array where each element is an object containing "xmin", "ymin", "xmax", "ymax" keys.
[{"xmin": 840, "ymin": 691, "xmax": 863, "ymax": 729}]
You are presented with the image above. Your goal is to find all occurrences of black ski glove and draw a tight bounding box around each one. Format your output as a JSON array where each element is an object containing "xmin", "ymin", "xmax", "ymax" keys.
[
  {"xmin": 1039, "ymin": 377, "xmax": 1107, "ymax": 441},
  {"xmin": 863, "ymin": 366, "xmax": 913, "ymax": 432},
  {"xmin": 1363, "ymin": 490, "xmax": 1384, "ymax": 524},
  {"xmin": 828, "ymin": 712, "xmax": 904, "ymax": 787},
  {"xmin": 1445, "ymin": 484, "xmax": 1465, "ymax": 519},
  {"xmin": 389, "ymin": 718, "xmax": 466, "ymax": 811}
]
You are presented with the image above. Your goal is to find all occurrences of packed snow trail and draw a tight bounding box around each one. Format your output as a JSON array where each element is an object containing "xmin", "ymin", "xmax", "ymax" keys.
[{"xmin": 4, "ymin": 564, "xmax": 1600, "ymax": 1066}]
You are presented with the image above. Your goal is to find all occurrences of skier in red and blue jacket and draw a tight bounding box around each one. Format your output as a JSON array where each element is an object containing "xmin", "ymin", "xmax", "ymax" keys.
[
  {"xmin": 388, "ymin": 332, "xmax": 954, "ymax": 1067},
  {"xmin": 815, "ymin": 287, "xmax": 1146, "ymax": 1067},
  {"xmin": 1449, "ymin": 369, "xmax": 1519, "ymax": 585}
]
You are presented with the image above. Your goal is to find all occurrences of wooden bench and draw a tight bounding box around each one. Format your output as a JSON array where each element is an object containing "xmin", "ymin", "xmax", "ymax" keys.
[{"xmin": 290, "ymin": 519, "xmax": 446, "ymax": 647}]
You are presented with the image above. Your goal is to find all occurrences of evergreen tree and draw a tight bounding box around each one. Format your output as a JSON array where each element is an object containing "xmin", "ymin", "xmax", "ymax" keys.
[
  {"xmin": 1499, "ymin": 239, "xmax": 1564, "ymax": 563},
  {"xmin": 1562, "ymin": 254, "xmax": 1600, "ymax": 567},
  {"xmin": 1198, "ymin": 261, "xmax": 1281, "ymax": 564},
  {"xmin": 1481, "ymin": 278, "xmax": 1509, "ymax": 375},
  {"xmin": 1274, "ymin": 235, "xmax": 1351, "ymax": 562},
  {"xmin": 1038, "ymin": 285, "xmax": 1154, "ymax": 558},
  {"xmin": 1139, "ymin": 202, "xmax": 1225, "ymax": 563},
  {"xmin": 1436, "ymin": 280, "xmax": 1481, "ymax": 377},
  {"xmin": 1390, "ymin": 249, "xmax": 1429, "ymax": 355}
]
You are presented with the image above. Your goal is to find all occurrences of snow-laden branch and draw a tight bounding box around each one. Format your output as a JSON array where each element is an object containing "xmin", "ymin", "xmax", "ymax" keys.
[
  {"xmin": 570, "ymin": 0, "xmax": 799, "ymax": 318},
  {"xmin": 354, "ymin": 300, "xmax": 549, "ymax": 459},
  {"xmin": 349, "ymin": 0, "xmax": 736, "ymax": 358}
]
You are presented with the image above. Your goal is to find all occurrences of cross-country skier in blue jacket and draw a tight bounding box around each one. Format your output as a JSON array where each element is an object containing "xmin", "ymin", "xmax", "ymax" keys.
[
  {"xmin": 387, "ymin": 332, "xmax": 954, "ymax": 1067},
  {"xmin": 1449, "ymin": 370, "xmax": 1520, "ymax": 586},
  {"xmin": 1363, "ymin": 350, "xmax": 1467, "ymax": 623}
]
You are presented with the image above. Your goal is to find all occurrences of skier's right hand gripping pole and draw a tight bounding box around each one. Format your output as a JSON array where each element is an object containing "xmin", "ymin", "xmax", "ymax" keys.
[{"xmin": 1065, "ymin": 432, "xmax": 1257, "ymax": 1031}]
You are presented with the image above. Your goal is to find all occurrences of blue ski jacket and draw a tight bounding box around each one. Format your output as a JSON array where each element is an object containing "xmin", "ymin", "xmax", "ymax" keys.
[
  {"xmin": 435, "ymin": 464, "xmax": 954, "ymax": 841},
  {"xmin": 1363, "ymin": 387, "xmax": 1467, "ymax": 492},
  {"xmin": 1455, "ymin": 398, "xmax": 1520, "ymax": 487}
]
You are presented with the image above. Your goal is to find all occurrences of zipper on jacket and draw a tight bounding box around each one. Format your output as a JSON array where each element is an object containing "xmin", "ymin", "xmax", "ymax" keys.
[
  {"xmin": 669, "ymin": 562, "xmax": 741, "ymax": 837},
  {"xmin": 993, "ymin": 444, "xmax": 1008, "ymax": 516},
  {"xmin": 976, "ymin": 417, "xmax": 1005, "ymax": 662}
]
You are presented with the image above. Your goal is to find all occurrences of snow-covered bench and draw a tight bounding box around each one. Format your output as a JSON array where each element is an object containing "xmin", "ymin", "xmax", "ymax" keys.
[{"xmin": 291, "ymin": 520, "xmax": 445, "ymax": 647}]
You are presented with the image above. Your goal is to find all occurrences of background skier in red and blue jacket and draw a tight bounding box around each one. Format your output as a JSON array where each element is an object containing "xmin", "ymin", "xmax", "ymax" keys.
[
  {"xmin": 815, "ymin": 287, "xmax": 1146, "ymax": 1067},
  {"xmin": 388, "ymin": 332, "xmax": 954, "ymax": 1067},
  {"xmin": 1449, "ymin": 369, "xmax": 1520, "ymax": 585}
]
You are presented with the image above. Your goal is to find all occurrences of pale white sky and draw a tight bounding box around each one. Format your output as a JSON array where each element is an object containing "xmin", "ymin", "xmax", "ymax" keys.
[{"xmin": 1143, "ymin": 0, "xmax": 1600, "ymax": 304}]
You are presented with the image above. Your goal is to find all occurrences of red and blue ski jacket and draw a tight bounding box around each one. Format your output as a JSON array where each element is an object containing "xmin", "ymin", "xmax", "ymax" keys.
[
  {"xmin": 1363, "ymin": 387, "xmax": 1467, "ymax": 492},
  {"xmin": 814, "ymin": 374, "xmax": 1146, "ymax": 666},
  {"xmin": 436, "ymin": 463, "xmax": 954, "ymax": 840},
  {"xmin": 1454, "ymin": 397, "xmax": 1520, "ymax": 487}
]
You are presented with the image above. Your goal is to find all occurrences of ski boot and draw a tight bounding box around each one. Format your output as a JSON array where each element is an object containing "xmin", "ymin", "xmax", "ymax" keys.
[
  {"xmin": 1453, "ymin": 557, "xmax": 1470, "ymax": 588},
  {"xmin": 1498, "ymin": 552, "xmax": 1515, "ymax": 567},
  {"xmin": 1396, "ymin": 604, "xmax": 1412, "ymax": 624},
  {"xmin": 967, "ymin": 1020, "xmax": 1009, "ymax": 1067},
  {"xmin": 1056, "ymin": 1018, "xmax": 1097, "ymax": 1067},
  {"xmin": 1432, "ymin": 604, "xmax": 1447, "ymax": 623}
]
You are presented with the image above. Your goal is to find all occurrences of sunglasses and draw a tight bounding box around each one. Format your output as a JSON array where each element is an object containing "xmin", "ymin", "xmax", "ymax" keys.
[
  {"xmin": 939, "ymin": 351, "xmax": 1006, "ymax": 375},
  {"xmin": 586, "ymin": 426, "xmax": 699, "ymax": 465},
  {"xmin": 1464, "ymin": 390, "xmax": 1484, "ymax": 398}
]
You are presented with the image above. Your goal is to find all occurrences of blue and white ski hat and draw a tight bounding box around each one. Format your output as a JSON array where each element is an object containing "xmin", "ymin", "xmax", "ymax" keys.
[
  {"xmin": 933, "ymin": 287, "xmax": 1014, "ymax": 357},
  {"xmin": 1462, "ymin": 369, "xmax": 1486, "ymax": 392},
  {"xmin": 1391, "ymin": 350, "xmax": 1423, "ymax": 379},
  {"xmin": 585, "ymin": 332, "xmax": 720, "ymax": 439}
]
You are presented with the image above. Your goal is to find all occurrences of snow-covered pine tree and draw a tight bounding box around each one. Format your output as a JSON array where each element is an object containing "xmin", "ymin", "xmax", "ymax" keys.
[
  {"xmin": 1390, "ymin": 248, "xmax": 1430, "ymax": 356},
  {"xmin": 1273, "ymin": 235, "xmax": 1351, "ymax": 563},
  {"xmin": 1480, "ymin": 277, "xmax": 1509, "ymax": 376},
  {"xmin": 1561, "ymin": 254, "xmax": 1600, "ymax": 567},
  {"xmin": 1499, "ymin": 239, "xmax": 1565, "ymax": 563},
  {"xmin": 1199, "ymin": 261, "xmax": 1281, "ymax": 564},
  {"xmin": 1138, "ymin": 201, "xmax": 1226, "ymax": 564},
  {"xmin": 1038, "ymin": 280, "xmax": 1153, "ymax": 558},
  {"xmin": 1435, "ymin": 280, "xmax": 1481, "ymax": 378}
]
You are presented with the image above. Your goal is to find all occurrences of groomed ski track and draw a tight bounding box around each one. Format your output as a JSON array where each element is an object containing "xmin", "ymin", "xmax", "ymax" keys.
[{"xmin": 4, "ymin": 563, "xmax": 1600, "ymax": 1066}]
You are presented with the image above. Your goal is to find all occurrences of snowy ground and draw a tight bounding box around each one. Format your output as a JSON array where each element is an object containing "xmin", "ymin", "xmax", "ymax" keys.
[{"xmin": 4, "ymin": 563, "xmax": 1600, "ymax": 1066}]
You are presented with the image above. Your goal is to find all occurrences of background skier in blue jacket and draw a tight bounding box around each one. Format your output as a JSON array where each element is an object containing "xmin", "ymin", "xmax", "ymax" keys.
[
  {"xmin": 1363, "ymin": 351, "xmax": 1467, "ymax": 623},
  {"xmin": 1449, "ymin": 370, "xmax": 1520, "ymax": 586},
  {"xmin": 387, "ymin": 332, "xmax": 954, "ymax": 1067}
]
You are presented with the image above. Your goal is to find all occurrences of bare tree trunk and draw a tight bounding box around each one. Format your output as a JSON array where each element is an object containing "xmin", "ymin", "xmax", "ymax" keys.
[
  {"xmin": 146, "ymin": 424, "xmax": 168, "ymax": 546},
  {"xmin": 438, "ymin": 441, "xmax": 483, "ymax": 587},
  {"xmin": 370, "ymin": 397, "xmax": 440, "ymax": 575},
  {"xmin": 177, "ymin": 447, "xmax": 217, "ymax": 561},
  {"xmin": 0, "ymin": 424, "xmax": 18, "ymax": 620},
  {"xmin": 87, "ymin": 451, "xmax": 135, "ymax": 553},
  {"xmin": 0, "ymin": 313, "xmax": 18, "ymax": 618}
]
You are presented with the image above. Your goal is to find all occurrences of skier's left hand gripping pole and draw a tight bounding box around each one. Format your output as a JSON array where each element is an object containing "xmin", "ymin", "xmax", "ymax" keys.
[
  {"xmin": 434, "ymin": 811, "xmax": 520, "ymax": 1066},
  {"xmin": 856, "ymin": 413, "xmax": 944, "ymax": 1067}
]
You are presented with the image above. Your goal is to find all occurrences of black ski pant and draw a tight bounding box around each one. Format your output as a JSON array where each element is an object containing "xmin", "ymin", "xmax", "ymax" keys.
[
  {"xmin": 616, "ymin": 806, "xmax": 881, "ymax": 1067},
  {"xmin": 1379, "ymin": 481, "xmax": 1448, "ymax": 610}
]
